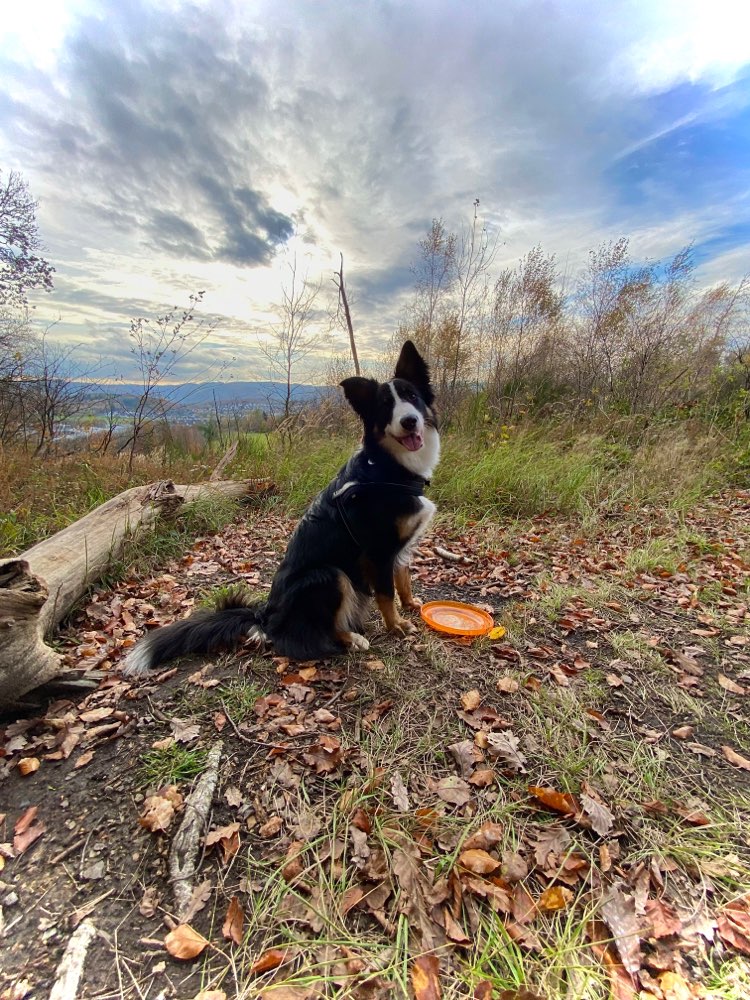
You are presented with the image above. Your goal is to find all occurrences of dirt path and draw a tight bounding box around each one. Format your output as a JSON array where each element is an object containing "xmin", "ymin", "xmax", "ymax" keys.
[{"xmin": 2, "ymin": 496, "xmax": 750, "ymax": 999}]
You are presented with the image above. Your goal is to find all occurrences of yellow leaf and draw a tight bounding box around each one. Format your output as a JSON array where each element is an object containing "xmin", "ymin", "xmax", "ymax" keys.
[
  {"xmin": 538, "ymin": 885, "xmax": 573, "ymax": 911},
  {"xmin": 488, "ymin": 626, "xmax": 507, "ymax": 640}
]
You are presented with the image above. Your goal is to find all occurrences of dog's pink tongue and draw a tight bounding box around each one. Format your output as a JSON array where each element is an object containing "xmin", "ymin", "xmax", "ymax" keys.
[{"xmin": 400, "ymin": 432, "xmax": 423, "ymax": 452}]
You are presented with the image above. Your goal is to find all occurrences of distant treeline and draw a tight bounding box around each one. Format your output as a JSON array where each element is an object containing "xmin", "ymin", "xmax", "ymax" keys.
[{"xmin": 395, "ymin": 222, "xmax": 749, "ymax": 425}]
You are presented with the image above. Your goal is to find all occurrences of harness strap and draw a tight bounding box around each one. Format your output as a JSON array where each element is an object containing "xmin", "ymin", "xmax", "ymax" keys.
[{"xmin": 333, "ymin": 479, "xmax": 429, "ymax": 548}]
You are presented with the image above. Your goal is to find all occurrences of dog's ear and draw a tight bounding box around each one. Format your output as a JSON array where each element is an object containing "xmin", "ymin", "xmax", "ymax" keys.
[
  {"xmin": 340, "ymin": 377, "xmax": 379, "ymax": 422},
  {"xmin": 395, "ymin": 340, "xmax": 434, "ymax": 405}
]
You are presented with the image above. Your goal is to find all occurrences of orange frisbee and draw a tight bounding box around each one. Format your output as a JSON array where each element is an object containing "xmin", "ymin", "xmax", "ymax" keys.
[{"xmin": 420, "ymin": 600, "xmax": 494, "ymax": 637}]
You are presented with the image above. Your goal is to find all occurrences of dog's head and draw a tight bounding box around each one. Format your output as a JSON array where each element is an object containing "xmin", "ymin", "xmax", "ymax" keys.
[{"xmin": 340, "ymin": 341, "xmax": 440, "ymax": 478}]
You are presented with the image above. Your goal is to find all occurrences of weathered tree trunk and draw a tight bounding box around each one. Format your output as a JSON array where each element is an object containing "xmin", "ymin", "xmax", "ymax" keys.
[{"xmin": 0, "ymin": 479, "xmax": 265, "ymax": 704}]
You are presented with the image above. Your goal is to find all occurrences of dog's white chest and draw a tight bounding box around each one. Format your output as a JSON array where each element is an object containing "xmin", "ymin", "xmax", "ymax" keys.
[{"xmin": 396, "ymin": 496, "xmax": 436, "ymax": 565}]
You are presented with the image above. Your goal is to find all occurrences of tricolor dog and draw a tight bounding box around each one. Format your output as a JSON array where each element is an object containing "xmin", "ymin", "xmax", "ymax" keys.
[{"xmin": 124, "ymin": 341, "xmax": 440, "ymax": 673}]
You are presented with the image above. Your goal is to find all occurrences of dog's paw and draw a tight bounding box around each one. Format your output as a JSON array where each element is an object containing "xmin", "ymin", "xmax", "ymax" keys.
[
  {"xmin": 391, "ymin": 618, "xmax": 417, "ymax": 637},
  {"xmin": 347, "ymin": 632, "xmax": 370, "ymax": 651},
  {"xmin": 403, "ymin": 597, "xmax": 423, "ymax": 611}
]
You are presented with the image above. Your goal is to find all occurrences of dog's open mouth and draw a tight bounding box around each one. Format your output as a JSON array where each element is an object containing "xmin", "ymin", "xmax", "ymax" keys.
[{"xmin": 397, "ymin": 432, "xmax": 423, "ymax": 452}]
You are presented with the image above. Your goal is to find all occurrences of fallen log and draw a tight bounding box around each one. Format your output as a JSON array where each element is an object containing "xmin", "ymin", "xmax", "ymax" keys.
[{"xmin": 0, "ymin": 478, "xmax": 269, "ymax": 704}]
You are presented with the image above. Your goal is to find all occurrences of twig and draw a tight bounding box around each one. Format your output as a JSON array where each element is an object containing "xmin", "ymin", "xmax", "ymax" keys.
[
  {"xmin": 434, "ymin": 545, "xmax": 471, "ymax": 565},
  {"xmin": 220, "ymin": 700, "xmax": 318, "ymax": 750},
  {"xmin": 49, "ymin": 919, "xmax": 97, "ymax": 1000},
  {"xmin": 51, "ymin": 835, "xmax": 87, "ymax": 865},
  {"xmin": 220, "ymin": 699, "xmax": 257, "ymax": 745},
  {"xmin": 169, "ymin": 741, "xmax": 223, "ymax": 921}
]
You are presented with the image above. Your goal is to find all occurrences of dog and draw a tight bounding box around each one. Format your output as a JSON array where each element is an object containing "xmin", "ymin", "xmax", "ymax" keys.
[{"xmin": 123, "ymin": 340, "xmax": 440, "ymax": 674}]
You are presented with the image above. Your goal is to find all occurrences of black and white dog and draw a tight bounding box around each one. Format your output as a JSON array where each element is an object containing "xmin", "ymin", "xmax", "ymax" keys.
[{"xmin": 123, "ymin": 341, "xmax": 439, "ymax": 673}]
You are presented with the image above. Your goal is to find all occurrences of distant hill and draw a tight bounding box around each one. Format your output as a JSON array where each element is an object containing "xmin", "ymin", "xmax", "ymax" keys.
[{"xmin": 80, "ymin": 381, "xmax": 326, "ymax": 407}]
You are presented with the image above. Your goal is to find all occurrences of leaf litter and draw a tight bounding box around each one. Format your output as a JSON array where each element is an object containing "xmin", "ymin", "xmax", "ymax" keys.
[{"xmin": 0, "ymin": 498, "xmax": 750, "ymax": 996}]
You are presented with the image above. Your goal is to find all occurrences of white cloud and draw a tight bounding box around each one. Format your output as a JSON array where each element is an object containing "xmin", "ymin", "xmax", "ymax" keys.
[{"xmin": 1, "ymin": 0, "xmax": 749, "ymax": 381}]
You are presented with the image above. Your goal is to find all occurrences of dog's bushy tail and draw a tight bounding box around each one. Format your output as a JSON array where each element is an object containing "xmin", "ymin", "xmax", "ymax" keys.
[{"xmin": 122, "ymin": 590, "xmax": 266, "ymax": 676}]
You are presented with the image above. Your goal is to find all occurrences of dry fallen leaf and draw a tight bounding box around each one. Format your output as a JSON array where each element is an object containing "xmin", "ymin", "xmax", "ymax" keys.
[
  {"xmin": 434, "ymin": 776, "xmax": 472, "ymax": 806},
  {"xmin": 17, "ymin": 757, "xmax": 40, "ymax": 777},
  {"xmin": 139, "ymin": 885, "xmax": 160, "ymax": 917},
  {"xmin": 718, "ymin": 674, "xmax": 746, "ymax": 696},
  {"xmin": 538, "ymin": 886, "xmax": 573, "ymax": 911},
  {"xmin": 390, "ymin": 771, "xmax": 411, "ymax": 812},
  {"xmin": 528, "ymin": 785, "xmax": 579, "ymax": 816},
  {"xmin": 259, "ymin": 816, "xmax": 283, "ymax": 838},
  {"xmin": 448, "ymin": 739, "xmax": 481, "ymax": 778},
  {"xmin": 139, "ymin": 786, "xmax": 183, "ymax": 833},
  {"xmin": 74, "ymin": 750, "xmax": 95, "ymax": 769},
  {"xmin": 600, "ymin": 885, "xmax": 641, "ymax": 976},
  {"xmin": 580, "ymin": 791, "xmax": 614, "ymax": 837},
  {"xmin": 658, "ymin": 971, "xmax": 700, "ymax": 1000},
  {"xmin": 463, "ymin": 821, "xmax": 504, "ymax": 852},
  {"xmin": 717, "ymin": 893, "xmax": 750, "ymax": 954},
  {"xmin": 411, "ymin": 954, "xmax": 441, "ymax": 1000},
  {"xmin": 250, "ymin": 947, "xmax": 288, "ymax": 973},
  {"xmin": 170, "ymin": 717, "xmax": 202, "ymax": 743},
  {"xmin": 644, "ymin": 898, "xmax": 681, "ymax": 939},
  {"xmin": 722, "ymin": 745, "xmax": 750, "ymax": 770},
  {"xmin": 461, "ymin": 689, "xmax": 482, "ymax": 711},
  {"xmin": 496, "ymin": 675, "xmax": 520, "ymax": 694},
  {"xmin": 469, "ymin": 768, "xmax": 496, "ymax": 787},
  {"xmin": 671, "ymin": 725, "xmax": 694, "ymax": 739},
  {"xmin": 486, "ymin": 731, "xmax": 527, "ymax": 773},
  {"xmin": 222, "ymin": 895, "xmax": 244, "ymax": 945},
  {"xmin": 205, "ymin": 822, "xmax": 241, "ymax": 862},
  {"xmin": 164, "ymin": 924, "xmax": 209, "ymax": 960},
  {"xmin": 502, "ymin": 851, "xmax": 529, "ymax": 882},
  {"xmin": 459, "ymin": 848, "xmax": 501, "ymax": 874}
]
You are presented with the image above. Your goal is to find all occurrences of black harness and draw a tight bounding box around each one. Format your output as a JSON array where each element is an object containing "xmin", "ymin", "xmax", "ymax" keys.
[{"xmin": 333, "ymin": 477, "xmax": 430, "ymax": 549}]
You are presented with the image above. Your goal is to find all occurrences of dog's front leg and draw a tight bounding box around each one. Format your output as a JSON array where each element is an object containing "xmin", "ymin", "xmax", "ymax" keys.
[
  {"xmin": 374, "ymin": 565, "xmax": 416, "ymax": 636},
  {"xmin": 394, "ymin": 563, "xmax": 422, "ymax": 611}
]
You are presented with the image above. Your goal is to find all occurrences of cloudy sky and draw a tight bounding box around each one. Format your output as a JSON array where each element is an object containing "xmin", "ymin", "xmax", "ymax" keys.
[{"xmin": 2, "ymin": 0, "xmax": 749, "ymax": 382}]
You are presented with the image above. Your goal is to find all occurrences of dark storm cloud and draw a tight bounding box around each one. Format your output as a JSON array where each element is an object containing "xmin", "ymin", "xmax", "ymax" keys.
[{"xmin": 2, "ymin": 0, "xmax": 293, "ymax": 266}]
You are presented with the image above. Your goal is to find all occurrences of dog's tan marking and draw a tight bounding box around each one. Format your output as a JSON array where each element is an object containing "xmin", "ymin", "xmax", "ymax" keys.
[
  {"xmin": 376, "ymin": 593, "xmax": 416, "ymax": 635},
  {"xmin": 394, "ymin": 564, "xmax": 421, "ymax": 610}
]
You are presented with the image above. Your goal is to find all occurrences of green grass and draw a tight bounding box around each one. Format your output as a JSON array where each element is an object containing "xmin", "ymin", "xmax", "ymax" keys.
[
  {"xmin": 432, "ymin": 430, "xmax": 606, "ymax": 519},
  {"xmin": 3, "ymin": 414, "xmax": 743, "ymax": 558},
  {"xmin": 140, "ymin": 743, "xmax": 209, "ymax": 788}
]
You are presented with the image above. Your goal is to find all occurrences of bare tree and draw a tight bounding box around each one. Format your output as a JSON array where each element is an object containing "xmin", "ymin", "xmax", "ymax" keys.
[
  {"xmin": 411, "ymin": 219, "xmax": 457, "ymax": 363},
  {"xmin": 333, "ymin": 253, "xmax": 360, "ymax": 375},
  {"xmin": 489, "ymin": 246, "xmax": 564, "ymax": 418},
  {"xmin": 120, "ymin": 292, "xmax": 220, "ymax": 473},
  {"xmin": 27, "ymin": 329, "xmax": 92, "ymax": 454},
  {"xmin": 261, "ymin": 256, "xmax": 321, "ymax": 439},
  {"xmin": 449, "ymin": 200, "xmax": 499, "ymax": 397},
  {"xmin": 0, "ymin": 305, "xmax": 37, "ymax": 446},
  {"xmin": 0, "ymin": 170, "xmax": 55, "ymax": 307}
]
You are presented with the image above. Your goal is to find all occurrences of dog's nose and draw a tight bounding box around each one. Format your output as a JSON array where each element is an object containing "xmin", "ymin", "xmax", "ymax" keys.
[{"xmin": 400, "ymin": 415, "xmax": 418, "ymax": 431}]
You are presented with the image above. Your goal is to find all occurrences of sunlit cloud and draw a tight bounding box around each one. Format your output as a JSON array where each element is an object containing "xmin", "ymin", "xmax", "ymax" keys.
[{"xmin": 1, "ymin": 0, "xmax": 749, "ymax": 381}]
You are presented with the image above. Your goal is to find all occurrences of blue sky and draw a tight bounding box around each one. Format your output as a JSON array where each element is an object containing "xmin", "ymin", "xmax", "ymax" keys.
[{"xmin": 1, "ymin": 0, "xmax": 749, "ymax": 380}]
